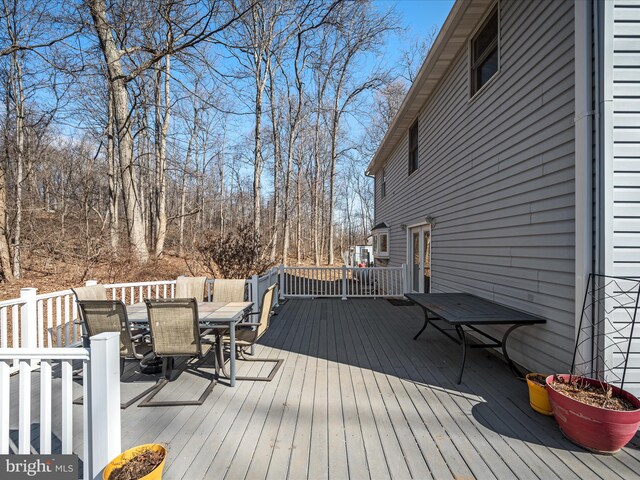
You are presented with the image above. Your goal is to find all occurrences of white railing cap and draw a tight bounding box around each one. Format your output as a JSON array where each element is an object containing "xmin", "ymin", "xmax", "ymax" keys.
[{"xmin": 0, "ymin": 347, "xmax": 90, "ymax": 361}]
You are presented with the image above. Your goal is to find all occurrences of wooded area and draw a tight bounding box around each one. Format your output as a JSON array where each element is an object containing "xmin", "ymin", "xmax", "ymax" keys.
[{"xmin": 0, "ymin": 0, "xmax": 431, "ymax": 285}]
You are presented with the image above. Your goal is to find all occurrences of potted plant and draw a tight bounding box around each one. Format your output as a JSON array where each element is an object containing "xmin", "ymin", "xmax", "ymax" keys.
[
  {"xmin": 546, "ymin": 374, "xmax": 640, "ymax": 453},
  {"xmin": 103, "ymin": 444, "xmax": 166, "ymax": 480},
  {"xmin": 525, "ymin": 373, "xmax": 553, "ymax": 416}
]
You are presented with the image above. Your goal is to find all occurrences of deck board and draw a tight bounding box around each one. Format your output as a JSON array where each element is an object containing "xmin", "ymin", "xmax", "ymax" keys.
[{"xmin": 8, "ymin": 298, "xmax": 640, "ymax": 479}]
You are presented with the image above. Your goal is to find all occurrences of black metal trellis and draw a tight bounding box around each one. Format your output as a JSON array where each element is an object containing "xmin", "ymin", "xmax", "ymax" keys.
[{"xmin": 570, "ymin": 274, "xmax": 640, "ymax": 391}]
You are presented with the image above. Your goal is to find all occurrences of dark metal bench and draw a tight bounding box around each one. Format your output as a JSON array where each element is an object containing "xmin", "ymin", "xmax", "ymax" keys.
[{"xmin": 405, "ymin": 293, "xmax": 546, "ymax": 384}]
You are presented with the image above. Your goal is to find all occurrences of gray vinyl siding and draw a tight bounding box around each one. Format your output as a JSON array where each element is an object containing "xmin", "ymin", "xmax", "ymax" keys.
[
  {"xmin": 374, "ymin": 0, "xmax": 575, "ymax": 374},
  {"xmin": 603, "ymin": 0, "xmax": 640, "ymax": 394}
]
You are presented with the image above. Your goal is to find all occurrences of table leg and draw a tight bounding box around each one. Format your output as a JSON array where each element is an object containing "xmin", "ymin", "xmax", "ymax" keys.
[
  {"xmin": 502, "ymin": 324, "xmax": 526, "ymax": 378},
  {"xmin": 229, "ymin": 321, "xmax": 236, "ymax": 387},
  {"xmin": 413, "ymin": 306, "xmax": 431, "ymax": 340},
  {"xmin": 455, "ymin": 326, "xmax": 467, "ymax": 384}
]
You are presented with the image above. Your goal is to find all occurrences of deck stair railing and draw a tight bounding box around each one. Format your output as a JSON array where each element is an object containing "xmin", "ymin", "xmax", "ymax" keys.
[{"xmin": 0, "ymin": 332, "xmax": 121, "ymax": 480}]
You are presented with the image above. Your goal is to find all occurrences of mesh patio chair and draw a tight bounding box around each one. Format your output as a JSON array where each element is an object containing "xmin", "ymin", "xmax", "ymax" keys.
[
  {"xmin": 175, "ymin": 276, "xmax": 207, "ymax": 301},
  {"xmin": 212, "ymin": 279, "xmax": 247, "ymax": 302},
  {"xmin": 139, "ymin": 298, "xmax": 218, "ymax": 407},
  {"xmin": 72, "ymin": 284, "xmax": 108, "ymax": 301},
  {"xmin": 72, "ymin": 284, "xmax": 110, "ymax": 350},
  {"xmin": 216, "ymin": 284, "xmax": 283, "ymax": 382},
  {"xmin": 76, "ymin": 300, "xmax": 156, "ymax": 409}
]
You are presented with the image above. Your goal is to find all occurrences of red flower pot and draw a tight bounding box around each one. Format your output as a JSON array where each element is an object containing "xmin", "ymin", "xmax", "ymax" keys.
[{"xmin": 546, "ymin": 374, "xmax": 640, "ymax": 453}]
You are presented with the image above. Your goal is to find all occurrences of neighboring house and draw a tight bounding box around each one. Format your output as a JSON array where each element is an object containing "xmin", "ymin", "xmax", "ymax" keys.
[
  {"xmin": 366, "ymin": 0, "xmax": 640, "ymax": 388},
  {"xmin": 343, "ymin": 243, "xmax": 374, "ymax": 267}
]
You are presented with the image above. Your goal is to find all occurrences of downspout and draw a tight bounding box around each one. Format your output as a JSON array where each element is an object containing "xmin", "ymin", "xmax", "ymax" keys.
[
  {"xmin": 574, "ymin": 0, "xmax": 593, "ymax": 376},
  {"xmin": 593, "ymin": 0, "xmax": 603, "ymax": 277}
]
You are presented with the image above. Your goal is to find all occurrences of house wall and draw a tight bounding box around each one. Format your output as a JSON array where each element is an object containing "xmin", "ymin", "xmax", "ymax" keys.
[
  {"xmin": 374, "ymin": 0, "xmax": 576, "ymax": 373},
  {"xmin": 602, "ymin": 0, "xmax": 640, "ymax": 393}
]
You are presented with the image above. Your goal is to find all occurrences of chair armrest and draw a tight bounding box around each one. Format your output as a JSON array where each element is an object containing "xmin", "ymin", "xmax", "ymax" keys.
[
  {"xmin": 130, "ymin": 330, "xmax": 150, "ymax": 341},
  {"xmin": 236, "ymin": 322, "xmax": 261, "ymax": 327},
  {"xmin": 200, "ymin": 325, "xmax": 228, "ymax": 336}
]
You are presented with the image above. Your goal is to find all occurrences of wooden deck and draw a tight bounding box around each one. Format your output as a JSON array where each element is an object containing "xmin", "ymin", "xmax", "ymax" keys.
[{"xmin": 9, "ymin": 298, "xmax": 640, "ymax": 479}]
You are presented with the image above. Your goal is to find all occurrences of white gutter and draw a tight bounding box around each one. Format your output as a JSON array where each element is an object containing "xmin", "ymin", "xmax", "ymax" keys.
[{"xmin": 574, "ymin": 0, "xmax": 593, "ymax": 375}]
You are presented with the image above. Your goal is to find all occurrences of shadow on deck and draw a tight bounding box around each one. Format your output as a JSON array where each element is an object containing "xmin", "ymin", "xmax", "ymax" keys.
[{"xmin": 8, "ymin": 298, "xmax": 640, "ymax": 479}]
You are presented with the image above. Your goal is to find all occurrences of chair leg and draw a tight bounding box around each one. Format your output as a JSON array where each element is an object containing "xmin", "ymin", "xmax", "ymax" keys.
[
  {"xmin": 217, "ymin": 345, "xmax": 283, "ymax": 382},
  {"xmin": 138, "ymin": 356, "xmax": 217, "ymax": 407},
  {"xmin": 74, "ymin": 357, "xmax": 159, "ymax": 410}
]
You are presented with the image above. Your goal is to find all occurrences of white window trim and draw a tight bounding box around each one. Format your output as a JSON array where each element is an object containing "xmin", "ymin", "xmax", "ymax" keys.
[{"xmin": 373, "ymin": 230, "xmax": 390, "ymax": 259}]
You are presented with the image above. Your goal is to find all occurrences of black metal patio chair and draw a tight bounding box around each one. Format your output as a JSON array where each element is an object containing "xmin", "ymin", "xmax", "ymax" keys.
[
  {"xmin": 216, "ymin": 284, "xmax": 283, "ymax": 382},
  {"xmin": 138, "ymin": 298, "xmax": 218, "ymax": 407}
]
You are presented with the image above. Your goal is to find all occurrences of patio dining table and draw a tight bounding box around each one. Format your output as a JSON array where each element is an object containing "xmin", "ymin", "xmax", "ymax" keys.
[
  {"xmin": 126, "ymin": 301, "xmax": 253, "ymax": 386},
  {"xmin": 405, "ymin": 293, "xmax": 545, "ymax": 384}
]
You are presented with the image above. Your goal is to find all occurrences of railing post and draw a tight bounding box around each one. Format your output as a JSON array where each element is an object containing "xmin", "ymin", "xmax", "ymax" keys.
[
  {"xmin": 279, "ymin": 265, "xmax": 285, "ymax": 300},
  {"xmin": 85, "ymin": 280, "xmax": 98, "ymax": 287},
  {"xmin": 341, "ymin": 265, "xmax": 348, "ymax": 301},
  {"xmin": 251, "ymin": 274, "xmax": 260, "ymax": 314},
  {"xmin": 402, "ymin": 263, "xmax": 409, "ymax": 294},
  {"xmin": 20, "ymin": 288, "xmax": 37, "ymax": 352},
  {"xmin": 87, "ymin": 332, "xmax": 121, "ymax": 480}
]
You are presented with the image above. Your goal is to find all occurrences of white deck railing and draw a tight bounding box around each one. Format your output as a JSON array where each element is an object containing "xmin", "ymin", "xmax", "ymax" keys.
[
  {"xmin": 281, "ymin": 265, "xmax": 407, "ymax": 299},
  {"xmin": 0, "ymin": 332, "xmax": 121, "ymax": 479},
  {"xmin": 0, "ymin": 265, "xmax": 408, "ymax": 367}
]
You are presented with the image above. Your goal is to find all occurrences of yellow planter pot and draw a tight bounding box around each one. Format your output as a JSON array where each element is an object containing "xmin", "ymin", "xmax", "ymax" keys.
[
  {"xmin": 526, "ymin": 373, "xmax": 553, "ymax": 416},
  {"xmin": 103, "ymin": 444, "xmax": 166, "ymax": 480}
]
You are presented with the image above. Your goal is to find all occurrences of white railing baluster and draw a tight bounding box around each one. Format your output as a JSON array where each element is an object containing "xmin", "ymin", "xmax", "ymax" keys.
[
  {"xmin": 46, "ymin": 299, "xmax": 53, "ymax": 347},
  {"xmin": 37, "ymin": 299, "xmax": 44, "ymax": 348},
  {"xmin": 1, "ymin": 307, "xmax": 7, "ymax": 349},
  {"xmin": 61, "ymin": 359, "xmax": 73, "ymax": 454},
  {"xmin": 55, "ymin": 296, "xmax": 62, "ymax": 347},
  {"xmin": 64, "ymin": 294, "xmax": 71, "ymax": 347},
  {"xmin": 0, "ymin": 359, "xmax": 9, "ymax": 453},
  {"xmin": 12, "ymin": 305, "xmax": 19, "ymax": 349},
  {"xmin": 71, "ymin": 294, "xmax": 78, "ymax": 345},
  {"xmin": 18, "ymin": 360, "xmax": 31, "ymax": 453},
  {"xmin": 40, "ymin": 359, "xmax": 52, "ymax": 454}
]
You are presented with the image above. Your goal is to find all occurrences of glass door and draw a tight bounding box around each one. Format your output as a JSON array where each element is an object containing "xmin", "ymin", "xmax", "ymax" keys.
[{"xmin": 409, "ymin": 225, "xmax": 431, "ymax": 293}]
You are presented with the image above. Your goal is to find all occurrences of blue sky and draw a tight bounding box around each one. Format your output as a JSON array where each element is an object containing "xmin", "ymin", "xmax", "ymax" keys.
[{"xmin": 375, "ymin": 0, "xmax": 455, "ymax": 65}]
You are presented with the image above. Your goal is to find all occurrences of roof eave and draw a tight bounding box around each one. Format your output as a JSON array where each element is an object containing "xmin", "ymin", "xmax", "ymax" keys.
[{"xmin": 366, "ymin": 0, "xmax": 493, "ymax": 176}]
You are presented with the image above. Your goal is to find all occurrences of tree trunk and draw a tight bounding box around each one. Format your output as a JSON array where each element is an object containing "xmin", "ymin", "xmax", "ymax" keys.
[
  {"xmin": 179, "ymin": 114, "xmax": 197, "ymax": 256},
  {"xmin": 89, "ymin": 0, "xmax": 149, "ymax": 263},
  {"xmin": 327, "ymin": 94, "xmax": 340, "ymax": 265},
  {"xmin": 281, "ymin": 142, "xmax": 294, "ymax": 263},
  {"xmin": 253, "ymin": 79, "xmax": 263, "ymax": 255},
  {"xmin": 11, "ymin": 51, "xmax": 24, "ymax": 278},
  {"xmin": 312, "ymin": 107, "xmax": 321, "ymax": 266},
  {"xmin": 295, "ymin": 159, "xmax": 302, "ymax": 264},
  {"xmin": 267, "ymin": 66, "xmax": 281, "ymax": 263},
  {"xmin": 154, "ymin": 55, "xmax": 170, "ymax": 257},
  {"xmin": 0, "ymin": 157, "xmax": 13, "ymax": 281},
  {"xmin": 107, "ymin": 86, "xmax": 119, "ymax": 250}
]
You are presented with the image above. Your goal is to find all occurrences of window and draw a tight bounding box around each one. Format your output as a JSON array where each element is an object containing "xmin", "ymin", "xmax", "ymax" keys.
[
  {"xmin": 371, "ymin": 222, "xmax": 390, "ymax": 259},
  {"xmin": 470, "ymin": 7, "xmax": 499, "ymax": 96},
  {"xmin": 381, "ymin": 168, "xmax": 386, "ymax": 198},
  {"xmin": 379, "ymin": 233, "xmax": 388, "ymax": 254},
  {"xmin": 408, "ymin": 120, "xmax": 418, "ymax": 175}
]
